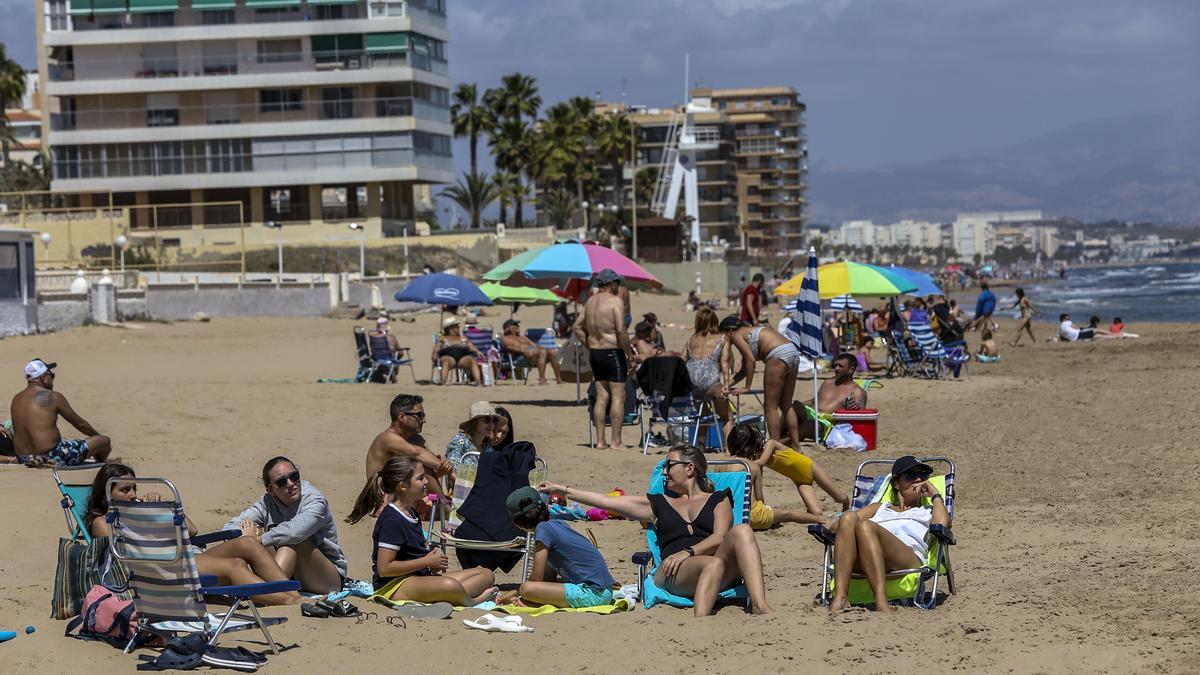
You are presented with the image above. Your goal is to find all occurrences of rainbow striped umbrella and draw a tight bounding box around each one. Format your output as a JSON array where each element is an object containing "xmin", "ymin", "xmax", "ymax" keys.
[{"xmin": 775, "ymin": 261, "xmax": 917, "ymax": 299}]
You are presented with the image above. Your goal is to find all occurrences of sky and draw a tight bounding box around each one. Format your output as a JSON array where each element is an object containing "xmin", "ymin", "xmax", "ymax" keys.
[{"xmin": 3, "ymin": 0, "xmax": 1197, "ymax": 173}]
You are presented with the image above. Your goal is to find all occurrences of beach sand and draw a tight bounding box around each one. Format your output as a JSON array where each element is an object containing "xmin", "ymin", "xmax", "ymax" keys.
[{"xmin": 1, "ymin": 292, "xmax": 1197, "ymax": 673}]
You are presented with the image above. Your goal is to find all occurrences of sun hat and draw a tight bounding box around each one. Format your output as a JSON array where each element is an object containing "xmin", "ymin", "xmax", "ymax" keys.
[
  {"xmin": 377, "ymin": 316, "xmax": 389, "ymax": 324},
  {"xmin": 891, "ymin": 455, "xmax": 933, "ymax": 477},
  {"xmin": 594, "ymin": 268, "xmax": 622, "ymax": 285},
  {"xmin": 506, "ymin": 486, "xmax": 545, "ymax": 520},
  {"xmin": 442, "ymin": 316, "xmax": 461, "ymax": 330},
  {"xmin": 24, "ymin": 358, "xmax": 56, "ymax": 379},
  {"xmin": 459, "ymin": 401, "xmax": 500, "ymax": 431}
]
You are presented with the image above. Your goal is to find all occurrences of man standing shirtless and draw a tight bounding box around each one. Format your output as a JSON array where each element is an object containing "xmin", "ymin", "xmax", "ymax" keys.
[
  {"xmin": 365, "ymin": 394, "xmax": 452, "ymax": 490},
  {"xmin": 8, "ymin": 359, "xmax": 111, "ymax": 466},
  {"xmin": 499, "ymin": 319, "xmax": 562, "ymax": 384},
  {"xmin": 575, "ymin": 269, "xmax": 633, "ymax": 450},
  {"xmin": 789, "ymin": 353, "xmax": 867, "ymax": 444}
]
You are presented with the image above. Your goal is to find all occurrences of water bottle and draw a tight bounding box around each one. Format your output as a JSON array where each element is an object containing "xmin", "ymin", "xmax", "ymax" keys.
[
  {"xmin": 481, "ymin": 363, "xmax": 494, "ymax": 387},
  {"xmin": 432, "ymin": 366, "xmax": 441, "ymax": 385}
]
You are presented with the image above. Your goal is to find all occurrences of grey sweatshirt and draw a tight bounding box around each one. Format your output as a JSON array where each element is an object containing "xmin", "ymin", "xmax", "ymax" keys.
[{"xmin": 224, "ymin": 480, "xmax": 348, "ymax": 577}]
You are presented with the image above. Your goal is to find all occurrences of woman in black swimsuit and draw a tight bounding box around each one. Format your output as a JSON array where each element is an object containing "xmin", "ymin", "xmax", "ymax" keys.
[
  {"xmin": 538, "ymin": 444, "xmax": 772, "ymax": 617},
  {"xmin": 433, "ymin": 317, "xmax": 484, "ymax": 386}
]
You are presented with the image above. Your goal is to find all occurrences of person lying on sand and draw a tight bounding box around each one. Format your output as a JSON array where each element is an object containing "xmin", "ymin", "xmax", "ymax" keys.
[
  {"xmin": 346, "ymin": 457, "xmax": 497, "ymax": 606},
  {"xmin": 224, "ymin": 456, "xmax": 347, "ymax": 595},
  {"xmin": 496, "ymin": 486, "xmax": 616, "ymax": 608},
  {"xmin": 539, "ymin": 444, "xmax": 773, "ymax": 617},
  {"xmin": 6, "ymin": 359, "xmax": 111, "ymax": 467},
  {"xmin": 88, "ymin": 463, "xmax": 301, "ymax": 606},
  {"xmin": 726, "ymin": 421, "xmax": 849, "ymax": 532},
  {"xmin": 827, "ymin": 456, "xmax": 950, "ymax": 614}
]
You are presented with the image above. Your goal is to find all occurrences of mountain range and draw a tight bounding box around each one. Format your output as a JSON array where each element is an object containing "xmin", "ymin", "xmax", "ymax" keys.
[{"xmin": 807, "ymin": 107, "xmax": 1200, "ymax": 226}]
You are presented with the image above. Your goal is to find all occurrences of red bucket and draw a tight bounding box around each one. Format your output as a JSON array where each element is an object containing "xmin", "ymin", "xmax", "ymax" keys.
[{"xmin": 832, "ymin": 409, "xmax": 879, "ymax": 451}]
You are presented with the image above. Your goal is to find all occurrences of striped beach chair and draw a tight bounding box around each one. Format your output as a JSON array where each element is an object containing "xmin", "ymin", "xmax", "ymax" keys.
[{"xmin": 105, "ymin": 477, "xmax": 299, "ymax": 654}]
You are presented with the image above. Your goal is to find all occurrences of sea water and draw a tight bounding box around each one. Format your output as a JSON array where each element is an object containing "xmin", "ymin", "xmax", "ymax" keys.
[{"xmin": 1009, "ymin": 262, "xmax": 1200, "ymax": 323}]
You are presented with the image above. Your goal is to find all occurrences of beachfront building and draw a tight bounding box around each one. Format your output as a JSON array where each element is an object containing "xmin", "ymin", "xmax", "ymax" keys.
[
  {"xmin": 33, "ymin": 0, "xmax": 452, "ymax": 254},
  {"xmin": 692, "ymin": 86, "xmax": 807, "ymax": 258},
  {"xmin": 890, "ymin": 219, "xmax": 943, "ymax": 250}
]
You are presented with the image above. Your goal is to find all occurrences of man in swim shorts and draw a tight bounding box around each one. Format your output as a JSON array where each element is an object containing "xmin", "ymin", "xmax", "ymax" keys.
[
  {"xmin": 575, "ymin": 269, "xmax": 633, "ymax": 450},
  {"xmin": 7, "ymin": 359, "xmax": 111, "ymax": 467},
  {"xmin": 790, "ymin": 353, "xmax": 867, "ymax": 442}
]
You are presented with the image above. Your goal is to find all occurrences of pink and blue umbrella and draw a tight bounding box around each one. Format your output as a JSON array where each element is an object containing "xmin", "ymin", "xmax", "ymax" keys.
[{"xmin": 483, "ymin": 241, "xmax": 662, "ymax": 290}]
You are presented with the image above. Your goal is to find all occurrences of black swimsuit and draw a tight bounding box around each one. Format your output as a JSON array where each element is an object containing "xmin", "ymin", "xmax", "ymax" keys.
[
  {"xmin": 439, "ymin": 342, "xmax": 472, "ymax": 361},
  {"xmin": 648, "ymin": 489, "xmax": 732, "ymax": 558}
]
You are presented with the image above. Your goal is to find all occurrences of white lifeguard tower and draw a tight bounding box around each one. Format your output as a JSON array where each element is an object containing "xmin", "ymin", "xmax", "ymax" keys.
[
  {"xmin": 651, "ymin": 96, "xmax": 720, "ymax": 260},
  {"xmin": 0, "ymin": 228, "xmax": 39, "ymax": 336}
]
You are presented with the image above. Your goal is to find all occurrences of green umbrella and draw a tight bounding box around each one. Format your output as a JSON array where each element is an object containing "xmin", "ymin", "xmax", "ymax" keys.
[{"xmin": 479, "ymin": 282, "xmax": 562, "ymax": 306}]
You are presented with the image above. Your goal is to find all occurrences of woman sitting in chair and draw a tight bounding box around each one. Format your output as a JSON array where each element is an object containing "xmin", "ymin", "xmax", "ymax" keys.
[
  {"xmin": 224, "ymin": 456, "xmax": 348, "ymax": 595},
  {"xmin": 828, "ymin": 456, "xmax": 950, "ymax": 614},
  {"xmin": 87, "ymin": 463, "xmax": 301, "ymax": 606},
  {"xmin": 538, "ymin": 444, "xmax": 773, "ymax": 617},
  {"xmin": 433, "ymin": 317, "xmax": 484, "ymax": 386}
]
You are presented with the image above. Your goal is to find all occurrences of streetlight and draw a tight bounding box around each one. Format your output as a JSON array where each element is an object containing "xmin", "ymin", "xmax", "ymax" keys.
[
  {"xmin": 580, "ymin": 200, "xmax": 590, "ymax": 235},
  {"xmin": 265, "ymin": 221, "xmax": 283, "ymax": 287},
  {"xmin": 348, "ymin": 222, "xmax": 366, "ymax": 277},
  {"xmin": 39, "ymin": 232, "xmax": 52, "ymax": 268},
  {"xmin": 115, "ymin": 235, "xmax": 128, "ymax": 274}
]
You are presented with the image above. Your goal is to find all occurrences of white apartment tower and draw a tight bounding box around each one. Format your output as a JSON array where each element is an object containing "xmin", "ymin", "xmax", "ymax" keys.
[{"xmin": 35, "ymin": 0, "xmax": 452, "ymax": 238}]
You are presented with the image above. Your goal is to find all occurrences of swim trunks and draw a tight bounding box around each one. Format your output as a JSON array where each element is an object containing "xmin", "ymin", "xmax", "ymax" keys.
[
  {"xmin": 589, "ymin": 349, "xmax": 628, "ymax": 382},
  {"xmin": 768, "ymin": 447, "xmax": 814, "ymax": 486},
  {"xmin": 563, "ymin": 583, "xmax": 614, "ymax": 608},
  {"xmin": 749, "ymin": 501, "xmax": 775, "ymax": 531},
  {"xmin": 46, "ymin": 438, "xmax": 90, "ymax": 466}
]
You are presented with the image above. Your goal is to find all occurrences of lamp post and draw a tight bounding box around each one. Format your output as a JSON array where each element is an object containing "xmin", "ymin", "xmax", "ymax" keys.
[
  {"xmin": 266, "ymin": 221, "xmax": 283, "ymax": 288},
  {"xmin": 580, "ymin": 200, "xmax": 590, "ymax": 236},
  {"xmin": 115, "ymin": 235, "xmax": 128, "ymax": 274},
  {"xmin": 39, "ymin": 232, "xmax": 52, "ymax": 268},
  {"xmin": 348, "ymin": 222, "xmax": 366, "ymax": 277}
]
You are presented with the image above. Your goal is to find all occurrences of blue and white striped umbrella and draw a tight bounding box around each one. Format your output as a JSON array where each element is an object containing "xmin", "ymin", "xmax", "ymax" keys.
[
  {"xmin": 784, "ymin": 247, "xmax": 823, "ymax": 359},
  {"xmin": 828, "ymin": 294, "xmax": 863, "ymax": 311}
]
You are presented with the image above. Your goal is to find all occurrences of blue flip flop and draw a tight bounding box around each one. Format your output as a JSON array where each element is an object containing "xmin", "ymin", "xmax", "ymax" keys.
[{"xmin": 0, "ymin": 631, "xmax": 16, "ymax": 643}]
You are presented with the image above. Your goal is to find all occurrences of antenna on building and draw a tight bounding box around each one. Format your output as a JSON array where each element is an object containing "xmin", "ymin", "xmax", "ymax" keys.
[{"xmin": 683, "ymin": 53, "xmax": 689, "ymax": 104}]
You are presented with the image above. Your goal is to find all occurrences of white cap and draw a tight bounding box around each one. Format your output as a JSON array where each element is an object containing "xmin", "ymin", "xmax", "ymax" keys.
[
  {"xmin": 377, "ymin": 316, "xmax": 389, "ymax": 324},
  {"xmin": 24, "ymin": 358, "xmax": 56, "ymax": 379}
]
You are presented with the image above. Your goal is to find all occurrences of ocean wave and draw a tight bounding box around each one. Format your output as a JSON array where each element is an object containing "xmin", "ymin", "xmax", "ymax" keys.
[{"xmin": 1095, "ymin": 266, "xmax": 1165, "ymax": 279}]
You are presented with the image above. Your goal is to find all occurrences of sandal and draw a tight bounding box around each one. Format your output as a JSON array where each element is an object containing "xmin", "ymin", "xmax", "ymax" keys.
[
  {"xmin": 300, "ymin": 602, "xmax": 330, "ymax": 618},
  {"xmin": 316, "ymin": 599, "xmax": 360, "ymax": 617}
]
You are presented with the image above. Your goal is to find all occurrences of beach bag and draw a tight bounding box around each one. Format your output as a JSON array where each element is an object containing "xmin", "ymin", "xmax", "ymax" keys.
[
  {"xmin": 825, "ymin": 423, "xmax": 867, "ymax": 452},
  {"xmin": 64, "ymin": 584, "xmax": 149, "ymax": 648},
  {"xmin": 51, "ymin": 536, "xmax": 131, "ymax": 620}
]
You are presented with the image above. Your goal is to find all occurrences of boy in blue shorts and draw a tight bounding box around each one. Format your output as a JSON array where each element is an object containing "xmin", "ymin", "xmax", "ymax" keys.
[{"xmin": 499, "ymin": 486, "xmax": 616, "ymax": 608}]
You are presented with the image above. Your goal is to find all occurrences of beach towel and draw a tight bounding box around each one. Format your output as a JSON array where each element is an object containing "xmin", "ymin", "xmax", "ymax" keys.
[{"xmin": 474, "ymin": 598, "xmax": 632, "ymax": 617}]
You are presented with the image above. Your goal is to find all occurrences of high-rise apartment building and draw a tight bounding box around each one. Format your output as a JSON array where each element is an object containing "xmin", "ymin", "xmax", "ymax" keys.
[
  {"xmin": 691, "ymin": 86, "xmax": 807, "ymax": 258},
  {"xmin": 35, "ymin": 0, "xmax": 452, "ymax": 241}
]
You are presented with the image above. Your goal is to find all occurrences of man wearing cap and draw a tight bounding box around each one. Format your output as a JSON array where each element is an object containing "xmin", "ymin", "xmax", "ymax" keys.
[
  {"xmin": 500, "ymin": 319, "xmax": 562, "ymax": 385},
  {"xmin": 574, "ymin": 268, "xmax": 633, "ymax": 450},
  {"xmin": 7, "ymin": 359, "xmax": 111, "ymax": 466}
]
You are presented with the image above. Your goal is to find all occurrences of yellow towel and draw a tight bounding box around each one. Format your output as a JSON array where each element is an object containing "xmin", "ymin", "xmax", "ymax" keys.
[{"xmin": 487, "ymin": 599, "xmax": 632, "ymax": 616}]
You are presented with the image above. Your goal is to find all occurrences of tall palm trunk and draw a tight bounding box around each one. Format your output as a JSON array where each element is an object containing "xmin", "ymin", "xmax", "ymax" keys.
[
  {"xmin": 513, "ymin": 174, "xmax": 524, "ymax": 227},
  {"xmin": 469, "ymin": 132, "xmax": 478, "ymax": 178}
]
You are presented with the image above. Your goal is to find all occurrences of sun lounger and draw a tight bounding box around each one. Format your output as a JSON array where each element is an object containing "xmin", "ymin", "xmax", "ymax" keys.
[
  {"xmin": 807, "ymin": 457, "xmax": 957, "ymax": 609},
  {"xmin": 105, "ymin": 477, "xmax": 300, "ymax": 654}
]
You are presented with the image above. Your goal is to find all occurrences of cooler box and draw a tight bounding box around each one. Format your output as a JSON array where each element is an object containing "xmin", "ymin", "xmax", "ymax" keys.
[{"xmin": 832, "ymin": 409, "xmax": 879, "ymax": 451}]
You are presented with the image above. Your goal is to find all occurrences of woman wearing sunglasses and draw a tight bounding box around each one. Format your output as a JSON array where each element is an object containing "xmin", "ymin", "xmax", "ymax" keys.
[
  {"xmin": 538, "ymin": 444, "xmax": 772, "ymax": 617},
  {"xmin": 827, "ymin": 455, "xmax": 950, "ymax": 614},
  {"xmin": 224, "ymin": 456, "xmax": 347, "ymax": 594}
]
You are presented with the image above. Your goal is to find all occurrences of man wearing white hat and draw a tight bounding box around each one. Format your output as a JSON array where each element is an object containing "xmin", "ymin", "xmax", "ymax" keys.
[{"xmin": 7, "ymin": 359, "xmax": 111, "ymax": 466}]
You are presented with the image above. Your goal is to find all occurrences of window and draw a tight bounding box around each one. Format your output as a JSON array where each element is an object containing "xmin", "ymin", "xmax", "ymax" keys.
[
  {"xmin": 205, "ymin": 91, "xmax": 240, "ymax": 125},
  {"xmin": 412, "ymin": 132, "xmax": 451, "ymax": 155},
  {"xmin": 142, "ymin": 43, "xmax": 178, "ymax": 76},
  {"xmin": 0, "ymin": 244, "xmax": 20, "ymax": 300},
  {"xmin": 256, "ymin": 39, "xmax": 302, "ymax": 64},
  {"xmin": 321, "ymin": 87, "xmax": 356, "ymax": 119},
  {"xmin": 321, "ymin": 186, "xmax": 348, "ymax": 221},
  {"xmin": 314, "ymin": 4, "xmax": 358, "ymax": 20},
  {"xmin": 138, "ymin": 12, "xmax": 175, "ymax": 28},
  {"xmin": 147, "ymin": 93, "xmax": 180, "ymax": 128},
  {"xmin": 312, "ymin": 34, "xmax": 364, "ymax": 64},
  {"xmin": 260, "ymin": 89, "xmax": 304, "ymax": 113},
  {"xmin": 202, "ymin": 41, "xmax": 239, "ymax": 75},
  {"xmin": 375, "ymin": 84, "xmax": 410, "ymax": 117},
  {"xmin": 253, "ymin": 7, "xmax": 301, "ymax": 22},
  {"xmin": 201, "ymin": 9, "xmax": 235, "ymax": 24}
]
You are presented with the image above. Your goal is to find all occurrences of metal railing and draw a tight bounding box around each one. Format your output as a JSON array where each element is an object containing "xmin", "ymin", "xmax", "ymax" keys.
[{"xmin": 48, "ymin": 49, "xmax": 447, "ymax": 82}]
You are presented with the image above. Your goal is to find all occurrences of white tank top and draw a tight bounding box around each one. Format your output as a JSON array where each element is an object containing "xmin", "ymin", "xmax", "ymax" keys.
[{"xmin": 869, "ymin": 503, "xmax": 933, "ymax": 561}]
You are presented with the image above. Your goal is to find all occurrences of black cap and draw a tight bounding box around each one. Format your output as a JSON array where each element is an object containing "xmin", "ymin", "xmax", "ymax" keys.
[
  {"xmin": 506, "ymin": 486, "xmax": 544, "ymax": 520},
  {"xmin": 595, "ymin": 268, "xmax": 622, "ymax": 285},
  {"xmin": 719, "ymin": 315, "xmax": 746, "ymax": 332},
  {"xmin": 891, "ymin": 455, "xmax": 933, "ymax": 477},
  {"xmin": 643, "ymin": 312, "xmax": 658, "ymax": 322},
  {"xmin": 503, "ymin": 319, "xmax": 521, "ymax": 329}
]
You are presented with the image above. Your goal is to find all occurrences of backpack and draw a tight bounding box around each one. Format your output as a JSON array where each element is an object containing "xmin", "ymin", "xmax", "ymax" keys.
[{"xmin": 64, "ymin": 584, "xmax": 145, "ymax": 648}]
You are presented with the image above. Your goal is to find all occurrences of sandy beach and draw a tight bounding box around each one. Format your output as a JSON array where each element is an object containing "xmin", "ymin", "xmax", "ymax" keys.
[{"xmin": 1, "ymin": 291, "xmax": 1197, "ymax": 673}]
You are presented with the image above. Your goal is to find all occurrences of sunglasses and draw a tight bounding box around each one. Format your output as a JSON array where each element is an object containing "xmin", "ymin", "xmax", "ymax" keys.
[
  {"xmin": 272, "ymin": 470, "xmax": 301, "ymax": 488},
  {"xmin": 400, "ymin": 410, "xmax": 427, "ymax": 420},
  {"xmin": 900, "ymin": 470, "xmax": 931, "ymax": 482},
  {"xmin": 663, "ymin": 459, "xmax": 693, "ymax": 472}
]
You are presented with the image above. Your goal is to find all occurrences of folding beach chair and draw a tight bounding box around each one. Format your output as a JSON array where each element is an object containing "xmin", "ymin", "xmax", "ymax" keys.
[
  {"xmin": 906, "ymin": 322, "xmax": 948, "ymax": 378},
  {"xmin": 889, "ymin": 330, "xmax": 935, "ymax": 378},
  {"xmin": 427, "ymin": 449, "xmax": 549, "ymax": 583},
  {"xmin": 53, "ymin": 463, "xmax": 106, "ymax": 543},
  {"xmin": 639, "ymin": 393, "xmax": 726, "ymax": 455},
  {"xmin": 807, "ymin": 457, "xmax": 957, "ymax": 610},
  {"xmin": 465, "ymin": 326, "xmax": 498, "ymax": 384},
  {"xmin": 106, "ymin": 477, "xmax": 300, "ymax": 654},
  {"xmin": 365, "ymin": 329, "xmax": 416, "ymax": 383},
  {"xmin": 632, "ymin": 458, "xmax": 752, "ymax": 609}
]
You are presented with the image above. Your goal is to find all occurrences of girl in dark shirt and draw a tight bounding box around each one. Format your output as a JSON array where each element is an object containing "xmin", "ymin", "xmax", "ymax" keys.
[{"xmin": 538, "ymin": 444, "xmax": 772, "ymax": 617}]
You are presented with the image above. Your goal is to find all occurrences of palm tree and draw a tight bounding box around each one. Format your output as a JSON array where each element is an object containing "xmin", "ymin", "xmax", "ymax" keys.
[
  {"xmin": 450, "ymin": 83, "xmax": 492, "ymax": 180},
  {"xmin": 438, "ymin": 172, "xmax": 499, "ymax": 230},
  {"xmin": 488, "ymin": 118, "xmax": 532, "ymax": 226},
  {"xmin": 634, "ymin": 167, "xmax": 657, "ymax": 214},
  {"xmin": 484, "ymin": 74, "xmax": 541, "ymax": 227},
  {"xmin": 0, "ymin": 45, "xmax": 28, "ymax": 166},
  {"xmin": 592, "ymin": 111, "xmax": 634, "ymax": 214},
  {"xmin": 537, "ymin": 188, "xmax": 579, "ymax": 229}
]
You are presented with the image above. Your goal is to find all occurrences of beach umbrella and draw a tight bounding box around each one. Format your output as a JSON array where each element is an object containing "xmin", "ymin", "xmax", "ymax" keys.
[
  {"xmin": 775, "ymin": 261, "xmax": 918, "ymax": 299},
  {"xmin": 479, "ymin": 282, "xmax": 561, "ymax": 306},
  {"xmin": 881, "ymin": 266, "xmax": 943, "ymax": 297},
  {"xmin": 828, "ymin": 294, "xmax": 864, "ymax": 311},
  {"xmin": 782, "ymin": 248, "xmax": 823, "ymax": 433},
  {"xmin": 483, "ymin": 241, "xmax": 662, "ymax": 289},
  {"xmin": 394, "ymin": 272, "xmax": 493, "ymax": 308}
]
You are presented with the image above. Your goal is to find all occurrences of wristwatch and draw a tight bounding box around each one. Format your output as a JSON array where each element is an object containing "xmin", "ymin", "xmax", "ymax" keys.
[
  {"xmin": 930, "ymin": 493, "xmax": 943, "ymax": 501},
  {"xmin": 684, "ymin": 546, "xmax": 695, "ymax": 557}
]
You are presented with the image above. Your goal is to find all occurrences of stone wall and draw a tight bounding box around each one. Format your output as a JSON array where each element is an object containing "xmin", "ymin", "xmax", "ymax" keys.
[
  {"xmin": 144, "ymin": 283, "xmax": 333, "ymax": 321},
  {"xmin": 0, "ymin": 301, "xmax": 38, "ymax": 337}
]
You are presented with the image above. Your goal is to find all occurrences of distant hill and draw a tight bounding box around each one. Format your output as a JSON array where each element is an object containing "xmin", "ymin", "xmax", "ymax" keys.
[{"xmin": 808, "ymin": 108, "xmax": 1200, "ymax": 225}]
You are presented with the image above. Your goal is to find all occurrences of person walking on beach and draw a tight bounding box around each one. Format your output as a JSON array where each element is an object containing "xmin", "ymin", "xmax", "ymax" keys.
[
  {"xmin": 1008, "ymin": 288, "xmax": 1038, "ymax": 346},
  {"xmin": 971, "ymin": 280, "xmax": 997, "ymax": 332},
  {"xmin": 6, "ymin": 359, "xmax": 111, "ymax": 466},
  {"xmin": 575, "ymin": 269, "xmax": 633, "ymax": 450},
  {"xmin": 739, "ymin": 273, "xmax": 764, "ymax": 325}
]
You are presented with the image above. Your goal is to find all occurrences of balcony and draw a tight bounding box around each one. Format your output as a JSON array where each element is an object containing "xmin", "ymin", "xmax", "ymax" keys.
[{"xmin": 46, "ymin": 1, "xmax": 446, "ymax": 34}]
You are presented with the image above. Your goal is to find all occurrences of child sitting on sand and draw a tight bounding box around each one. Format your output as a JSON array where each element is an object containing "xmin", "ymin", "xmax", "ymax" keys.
[
  {"xmin": 726, "ymin": 422, "xmax": 850, "ymax": 531},
  {"xmin": 346, "ymin": 457, "xmax": 497, "ymax": 607},
  {"xmin": 976, "ymin": 324, "xmax": 1000, "ymax": 362},
  {"xmin": 497, "ymin": 487, "xmax": 616, "ymax": 608}
]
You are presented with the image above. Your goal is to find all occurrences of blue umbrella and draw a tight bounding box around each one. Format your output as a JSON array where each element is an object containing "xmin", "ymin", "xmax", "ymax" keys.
[
  {"xmin": 394, "ymin": 272, "xmax": 493, "ymax": 307},
  {"xmin": 882, "ymin": 266, "xmax": 943, "ymax": 297}
]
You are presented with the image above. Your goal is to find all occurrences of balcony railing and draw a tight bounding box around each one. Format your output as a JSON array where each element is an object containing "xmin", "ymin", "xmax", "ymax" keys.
[
  {"xmin": 47, "ymin": 1, "xmax": 446, "ymax": 33},
  {"xmin": 48, "ymin": 48, "xmax": 447, "ymax": 82}
]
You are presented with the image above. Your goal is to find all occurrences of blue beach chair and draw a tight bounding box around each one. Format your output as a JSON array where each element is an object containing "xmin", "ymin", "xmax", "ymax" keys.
[
  {"xmin": 632, "ymin": 458, "xmax": 752, "ymax": 609},
  {"xmin": 366, "ymin": 329, "xmax": 416, "ymax": 383},
  {"xmin": 53, "ymin": 463, "xmax": 106, "ymax": 543},
  {"xmin": 106, "ymin": 477, "xmax": 300, "ymax": 654}
]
